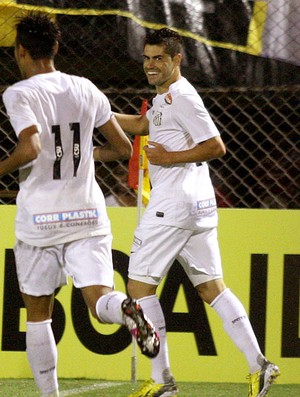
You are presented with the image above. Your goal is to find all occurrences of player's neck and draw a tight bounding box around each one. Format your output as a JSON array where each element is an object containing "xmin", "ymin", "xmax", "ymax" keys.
[
  {"xmin": 25, "ymin": 59, "xmax": 56, "ymax": 79},
  {"xmin": 156, "ymin": 72, "xmax": 182, "ymax": 95}
]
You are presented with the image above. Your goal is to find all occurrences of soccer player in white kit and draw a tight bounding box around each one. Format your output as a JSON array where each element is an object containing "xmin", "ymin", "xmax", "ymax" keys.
[
  {"xmin": 1, "ymin": 12, "xmax": 159, "ymax": 397},
  {"xmin": 114, "ymin": 28, "xmax": 279, "ymax": 397}
]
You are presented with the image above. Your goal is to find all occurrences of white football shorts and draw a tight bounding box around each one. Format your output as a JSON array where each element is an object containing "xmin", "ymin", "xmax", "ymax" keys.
[
  {"xmin": 128, "ymin": 224, "xmax": 223, "ymax": 286},
  {"xmin": 14, "ymin": 234, "xmax": 114, "ymax": 296}
]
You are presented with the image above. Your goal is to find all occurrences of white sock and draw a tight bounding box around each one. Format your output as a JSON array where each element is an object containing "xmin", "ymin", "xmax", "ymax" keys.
[
  {"xmin": 211, "ymin": 288, "xmax": 264, "ymax": 373},
  {"xmin": 26, "ymin": 320, "xmax": 59, "ymax": 395},
  {"xmin": 95, "ymin": 291, "xmax": 127, "ymax": 324},
  {"xmin": 139, "ymin": 295, "xmax": 173, "ymax": 384}
]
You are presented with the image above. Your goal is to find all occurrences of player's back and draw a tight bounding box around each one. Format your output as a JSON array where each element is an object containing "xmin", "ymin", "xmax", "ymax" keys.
[
  {"xmin": 3, "ymin": 71, "xmax": 111, "ymax": 246},
  {"xmin": 7, "ymin": 71, "xmax": 109, "ymax": 181}
]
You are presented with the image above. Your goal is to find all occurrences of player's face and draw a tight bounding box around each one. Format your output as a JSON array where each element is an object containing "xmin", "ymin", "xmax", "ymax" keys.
[{"xmin": 143, "ymin": 44, "xmax": 181, "ymax": 93}]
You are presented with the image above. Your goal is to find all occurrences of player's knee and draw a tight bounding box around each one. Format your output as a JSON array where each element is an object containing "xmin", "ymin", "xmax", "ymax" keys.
[
  {"xmin": 196, "ymin": 279, "xmax": 226, "ymax": 304},
  {"xmin": 127, "ymin": 279, "xmax": 156, "ymax": 299}
]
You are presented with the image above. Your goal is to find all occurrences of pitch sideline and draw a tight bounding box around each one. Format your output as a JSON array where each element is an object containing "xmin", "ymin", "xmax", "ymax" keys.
[{"xmin": 60, "ymin": 381, "xmax": 125, "ymax": 396}]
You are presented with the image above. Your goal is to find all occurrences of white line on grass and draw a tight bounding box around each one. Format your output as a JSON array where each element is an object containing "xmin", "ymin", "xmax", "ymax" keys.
[{"xmin": 60, "ymin": 382, "xmax": 125, "ymax": 396}]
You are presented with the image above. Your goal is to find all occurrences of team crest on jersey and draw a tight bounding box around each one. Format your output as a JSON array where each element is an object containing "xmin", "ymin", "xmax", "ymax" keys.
[
  {"xmin": 153, "ymin": 111, "xmax": 162, "ymax": 126},
  {"xmin": 164, "ymin": 93, "xmax": 172, "ymax": 104}
]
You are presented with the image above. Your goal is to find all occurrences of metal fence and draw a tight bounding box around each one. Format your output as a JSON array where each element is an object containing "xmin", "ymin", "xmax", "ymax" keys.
[{"xmin": 0, "ymin": 1, "xmax": 299, "ymax": 208}]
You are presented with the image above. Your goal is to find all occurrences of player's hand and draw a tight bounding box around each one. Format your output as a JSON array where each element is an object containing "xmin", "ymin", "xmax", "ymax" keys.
[{"xmin": 143, "ymin": 141, "xmax": 170, "ymax": 165}]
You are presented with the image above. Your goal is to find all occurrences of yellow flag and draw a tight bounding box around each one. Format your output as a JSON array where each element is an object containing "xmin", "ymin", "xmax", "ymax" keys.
[{"xmin": 139, "ymin": 135, "xmax": 150, "ymax": 206}]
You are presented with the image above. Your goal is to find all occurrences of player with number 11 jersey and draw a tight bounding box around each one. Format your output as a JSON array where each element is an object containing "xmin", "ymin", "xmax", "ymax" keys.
[{"xmin": 3, "ymin": 71, "xmax": 112, "ymax": 247}]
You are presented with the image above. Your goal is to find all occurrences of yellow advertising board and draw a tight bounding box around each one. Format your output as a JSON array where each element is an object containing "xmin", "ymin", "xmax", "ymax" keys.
[{"xmin": 0, "ymin": 206, "xmax": 299, "ymax": 384}]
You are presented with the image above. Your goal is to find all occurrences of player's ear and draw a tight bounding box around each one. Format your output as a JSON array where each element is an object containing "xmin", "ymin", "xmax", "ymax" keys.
[
  {"xmin": 53, "ymin": 41, "xmax": 59, "ymax": 55},
  {"xmin": 174, "ymin": 52, "xmax": 182, "ymax": 66},
  {"xmin": 16, "ymin": 43, "xmax": 27, "ymax": 58}
]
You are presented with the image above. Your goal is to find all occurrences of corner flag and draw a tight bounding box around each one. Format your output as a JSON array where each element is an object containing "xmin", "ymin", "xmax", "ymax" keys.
[{"xmin": 127, "ymin": 99, "xmax": 150, "ymax": 208}]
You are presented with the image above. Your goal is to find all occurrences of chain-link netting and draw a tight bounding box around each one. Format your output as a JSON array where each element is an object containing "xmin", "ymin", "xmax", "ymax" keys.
[{"xmin": 0, "ymin": 1, "xmax": 299, "ymax": 208}]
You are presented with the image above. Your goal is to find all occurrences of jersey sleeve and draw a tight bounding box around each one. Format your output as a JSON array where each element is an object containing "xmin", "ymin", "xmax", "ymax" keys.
[
  {"xmin": 174, "ymin": 94, "xmax": 220, "ymax": 144},
  {"xmin": 3, "ymin": 87, "xmax": 41, "ymax": 137},
  {"xmin": 89, "ymin": 82, "xmax": 112, "ymax": 128}
]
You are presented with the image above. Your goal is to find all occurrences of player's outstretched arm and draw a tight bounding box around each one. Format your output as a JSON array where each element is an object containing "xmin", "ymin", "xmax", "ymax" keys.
[
  {"xmin": 114, "ymin": 112, "xmax": 149, "ymax": 136},
  {"xmin": 94, "ymin": 115, "xmax": 133, "ymax": 162}
]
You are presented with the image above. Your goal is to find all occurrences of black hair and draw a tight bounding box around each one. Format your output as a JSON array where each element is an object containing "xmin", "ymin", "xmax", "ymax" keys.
[
  {"xmin": 15, "ymin": 12, "xmax": 61, "ymax": 60},
  {"xmin": 144, "ymin": 28, "xmax": 183, "ymax": 57}
]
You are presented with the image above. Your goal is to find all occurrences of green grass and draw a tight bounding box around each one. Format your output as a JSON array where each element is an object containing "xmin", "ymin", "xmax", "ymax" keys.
[{"xmin": 0, "ymin": 379, "xmax": 299, "ymax": 397}]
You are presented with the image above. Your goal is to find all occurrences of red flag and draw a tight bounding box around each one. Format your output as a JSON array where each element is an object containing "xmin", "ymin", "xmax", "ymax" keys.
[{"xmin": 128, "ymin": 136, "xmax": 140, "ymax": 190}]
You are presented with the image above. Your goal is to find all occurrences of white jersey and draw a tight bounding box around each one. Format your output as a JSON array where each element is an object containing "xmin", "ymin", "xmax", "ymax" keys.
[
  {"xmin": 143, "ymin": 77, "xmax": 220, "ymax": 229},
  {"xmin": 3, "ymin": 71, "xmax": 111, "ymax": 246}
]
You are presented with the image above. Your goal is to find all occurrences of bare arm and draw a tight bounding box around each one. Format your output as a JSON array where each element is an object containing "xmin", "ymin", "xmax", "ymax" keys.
[
  {"xmin": 113, "ymin": 112, "xmax": 149, "ymax": 136},
  {"xmin": 144, "ymin": 135, "xmax": 226, "ymax": 165},
  {"xmin": 93, "ymin": 115, "xmax": 133, "ymax": 162},
  {"xmin": 0, "ymin": 125, "xmax": 41, "ymax": 177}
]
